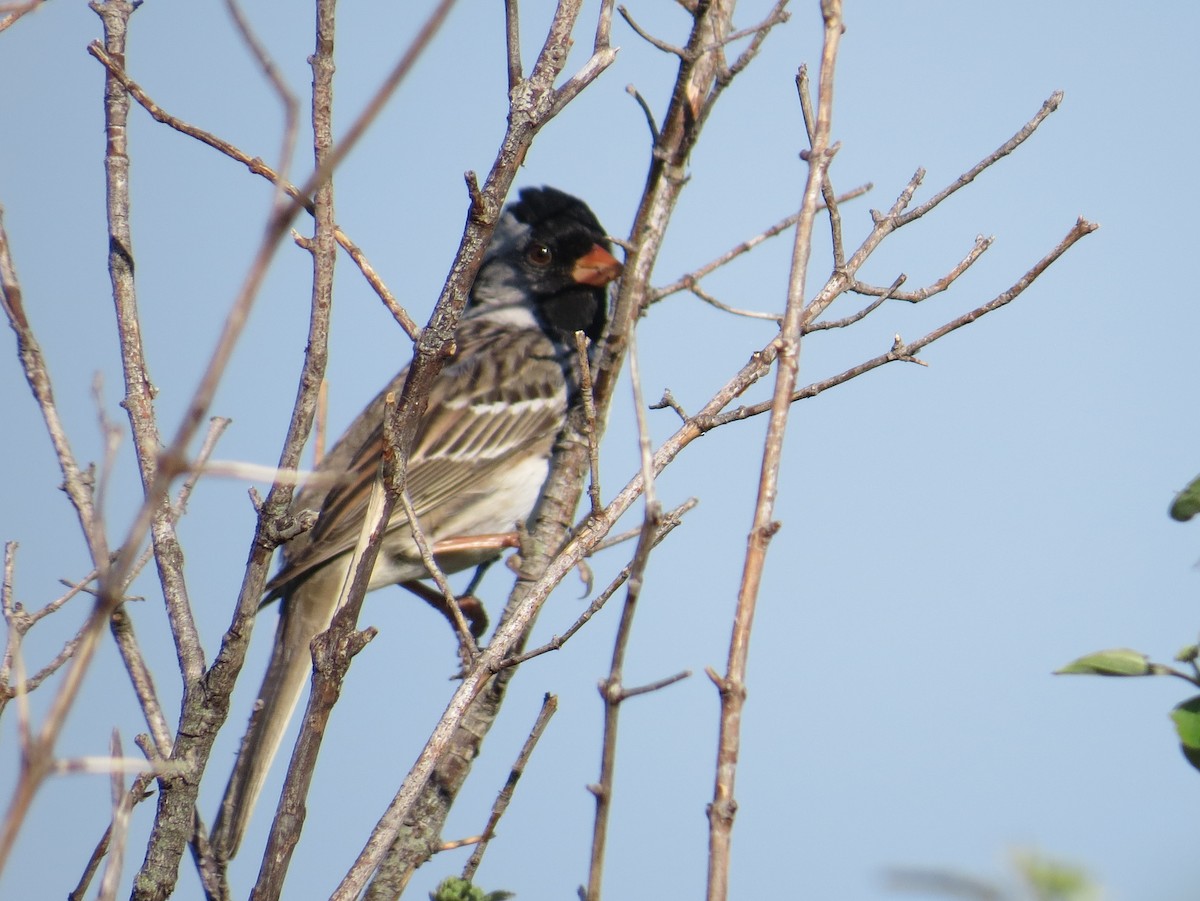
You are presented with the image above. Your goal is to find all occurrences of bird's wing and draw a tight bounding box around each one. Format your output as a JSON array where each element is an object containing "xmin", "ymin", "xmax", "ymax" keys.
[{"xmin": 266, "ymin": 324, "xmax": 569, "ymax": 594}]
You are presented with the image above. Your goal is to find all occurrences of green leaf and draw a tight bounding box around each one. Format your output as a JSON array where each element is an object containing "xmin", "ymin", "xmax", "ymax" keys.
[
  {"xmin": 429, "ymin": 877, "xmax": 513, "ymax": 901},
  {"xmin": 1054, "ymin": 648, "xmax": 1152, "ymax": 676},
  {"xmin": 1169, "ymin": 473, "xmax": 1200, "ymax": 521},
  {"xmin": 430, "ymin": 877, "xmax": 483, "ymax": 901},
  {"xmin": 1013, "ymin": 849, "xmax": 1099, "ymax": 901},
  {"xmin": 1170, "ymin": 696, "xmax": 1200, "ymax": 774}
]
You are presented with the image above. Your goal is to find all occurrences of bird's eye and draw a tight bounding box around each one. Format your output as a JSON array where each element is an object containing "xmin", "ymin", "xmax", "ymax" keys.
[{"xmin": 526, "ymin": 243, "xmax": 553, "ymax": 267}]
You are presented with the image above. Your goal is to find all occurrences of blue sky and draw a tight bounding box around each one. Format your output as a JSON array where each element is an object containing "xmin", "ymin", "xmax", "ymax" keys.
[{"xmin": 2, "ymin": 2, "xmax": 1199, "ymax": 899}]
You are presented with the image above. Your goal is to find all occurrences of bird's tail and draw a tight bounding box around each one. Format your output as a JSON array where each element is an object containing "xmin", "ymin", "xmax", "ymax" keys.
[{"xmin": 211, "ymin": 562, "xmax": 345, "ymax": 860}]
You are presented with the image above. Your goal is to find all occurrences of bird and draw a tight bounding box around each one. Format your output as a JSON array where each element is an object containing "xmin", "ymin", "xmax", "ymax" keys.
[{"xmin": 211, "ymin": 186, "xmax": 621, "ymax": 860}]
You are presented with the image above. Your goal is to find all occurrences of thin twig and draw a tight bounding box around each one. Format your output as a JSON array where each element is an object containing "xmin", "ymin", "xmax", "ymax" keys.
[
  {"xmin": 499, "ymin": 497, "xmax": 696, "ymax": 669},
  {"xmin": 711, "ymin": 4, "xmax": 790, "ymax": 54},
  {"xmin": 648, "ymin": 388, "xmax": 688, "ymax": 423},
  {"xmin": 126, "ymin": 416, "xmax": 231, "ymax": 593},
  {"xmin": 687, "ymin": 279, "xmax": 781, "ymax": 322},
  {"xmin": 620, "ymin": 669, "xmax": 691, "ymax": 699},
  {"xmin": 805, "ymin": 273, "xmax": 905, "ymax": 332},
  {"xmin": 619, "ymin": 5, "xmax": 688, "ymax": 58},
  {"xmin": 650, "ymin": 183, "xmax": 872, "ymax": 303},
  {"xmin": 460, "ymin": 693, "xmax": 558, "ymax": 881},
  {"xmin": 398, "ymin": 488, "xmax": 478, "ymax": 655},
  {"xmin": 850, "ymin": 234, "xmax": 993, "ymax": 303},
  {"xmin": 109, "ymin": 609, "xmax": 173, "ymax": 756},
  {"xmin": 625, "ymin": 84, "xmax": 660, "ymax": 144},
  {"xmin": 897, "ymin": 90, "xmax": 1065, "ymax": 226}
]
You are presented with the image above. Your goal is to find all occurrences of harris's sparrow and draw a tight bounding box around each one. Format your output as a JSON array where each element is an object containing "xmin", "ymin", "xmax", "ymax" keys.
[{"xmin": 212, "ymin": 186, "xmax": 621, "ymax": 859}]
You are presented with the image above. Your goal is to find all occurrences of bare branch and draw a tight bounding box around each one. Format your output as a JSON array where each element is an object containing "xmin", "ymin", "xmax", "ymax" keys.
[
  {"xmin": 460, "ymin": 694, "xmax": 558, "ymax": 882},
  {"xmin": 897, "ymin": 90, "xmax": 1064, "ymax": 226},
  {"xmin": 585, "ymin": 504, "xmax": 662, "ymax": 901},
  {"xmin": 851, "ymin": 234, "xmax": 993, "ymax": 303},
  {"xmin": 90, "ymin": 0, "xmax": 208, "ymax": 697},
  {"xmin": 109, "ymin": 609, "xmax": 173, "ymax": 756},
  {"xmin": 619, "ymin": 5, "xmax": 688, "ymax": 58}
]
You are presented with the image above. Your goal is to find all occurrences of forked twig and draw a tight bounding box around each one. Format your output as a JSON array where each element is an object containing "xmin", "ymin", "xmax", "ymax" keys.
[{"xmin": 711, "ymin": 217, "xmax": 1098, "ymax": 429}]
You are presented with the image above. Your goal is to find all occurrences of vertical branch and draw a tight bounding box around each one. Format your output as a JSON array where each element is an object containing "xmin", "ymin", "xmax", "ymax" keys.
[
  {"xmin": 130, "ymin": 0, "xmax": 305, "ymax": 893},
  {"xmin": 706, "ymin": 4, "xmax": 842, "ymax": 901},
  {"xmin": 503, "ymin": 0, "xmax": 522, "ymax": 92},
  {"xmin": 584, "ymin": 327, "xmax": 661, "ymax": 901},
  {"xmin": 91, "ymin": 0, "xmax": 207, "ymax": 690},
  {"xmin": 247, "ymin": 3, "xmax": 340, "ymax": 884}
]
